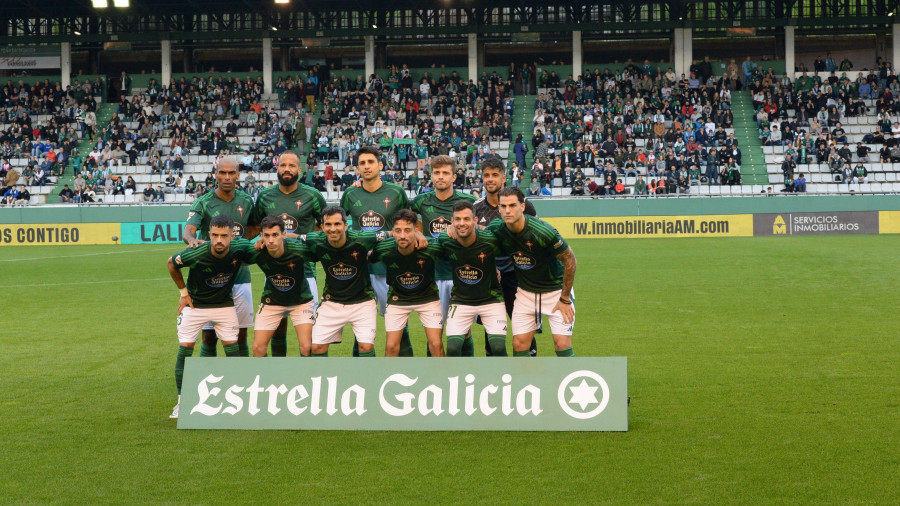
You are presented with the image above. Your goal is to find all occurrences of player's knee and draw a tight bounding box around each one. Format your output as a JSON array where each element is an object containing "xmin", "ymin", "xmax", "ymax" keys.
[
  {"xmin": 252, "ymin": 342, "xmax": 267, "ymax": 357},
  {"xmin": 358, "ymin": 342, "xmax": 374, "ymax": 353},
  {"xmin": 384, "ymin": 341, "xmax": 400, "ymax": 357},
  {"xmin": 488, "ymin": 335, "xmax": 508, "ymax": 357},
  {"xmin": 446, "ymin": 335, "xmax": 465, "ymax": 356}
]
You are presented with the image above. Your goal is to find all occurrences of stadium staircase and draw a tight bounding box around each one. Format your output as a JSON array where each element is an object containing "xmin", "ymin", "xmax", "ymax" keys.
[
  {"xmin": 508, "ymin": 93, "xmax": 533, "ymax": 183},
  {"xmin": 50, "ymin": 102, "xmax": 118, "ymax": 200},
  {"xmin": 730, "ymin": 91, "xmax": 768, "ymax": 185}
]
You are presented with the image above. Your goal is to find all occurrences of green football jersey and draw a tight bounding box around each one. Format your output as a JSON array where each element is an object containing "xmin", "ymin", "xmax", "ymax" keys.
[
  {"xmin": 487, "ymin": 216, "xmax": 570, "ymax": 294},
  {"xmin": 249, "ymin": 183, "xmax": 326, "ymax": 278},
  {"xmin": 436, "ymin": 229, "xmax": 503, "ymax": 306},
  {"xmin": 186, "ymin": 189, "xmax": 255, "ymax": 284},
  {"xmin": 339, "ymin": 181, "xmax": 409, "ymax": 276},
  {"xmin": 369, "ymin": 238, "xmax": 443, "ymax": 306},
  {"xmin": 171, "ymin": 238, "xmax": 255, "ymax": 308},
  {"xmin": 248, "ymin": 239, "xmax": 315, "ymax": 306},
  {"xmin": 409, "ymin": 190, "xmax": 477, "ymax": 280},
  {"xmin": 303, "ymin": 230, "xmax": 379, "ymax": 304}
]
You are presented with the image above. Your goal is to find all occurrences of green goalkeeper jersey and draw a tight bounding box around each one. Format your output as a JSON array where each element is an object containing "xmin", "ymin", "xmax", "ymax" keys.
[
  {"xmin": 437, "ymin": 229, "xmax": 503, "ymax": 306},
  {"xmin": 409, "ymin": 190, "xmax": 477, "ymax": 280},
  {"xmin": 302, "ymin": 230, "xmax": 379, "ymax": 304},
  {"xmin": 368, "ymin": 238, "xmax": 443, "ymax": 306},
  {"xmin": 487, "ymin": 215, "xmax": 570, "ymax": 294},
  {"xmin": 248, "ymin": 183, "xmax": 326, "ymax": 278},
  {"xmin": 186, "ymin": 189, "xmax": 255, "ymax": 284},
  {"xmin": 171, "ymin": 238, "xmax": 255, "ymax": 308},
  {"xmin": 248, "ymin": 239, "xmax": 315, "ymax": 306},
  {"xmin": 339, "ymin": 181, "xmax": 409, "ymax": 276}
]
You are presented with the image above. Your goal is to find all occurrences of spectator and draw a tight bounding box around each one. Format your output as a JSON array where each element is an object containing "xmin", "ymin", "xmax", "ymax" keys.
[{"xmin": 59, "ymin": 184, "xmax": 75, "ymax": 203}]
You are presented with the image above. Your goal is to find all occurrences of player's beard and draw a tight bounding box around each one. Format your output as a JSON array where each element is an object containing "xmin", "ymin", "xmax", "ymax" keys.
[{"xmin": 277, "ymin": 171, "xmax": 298, "ymax": 186}]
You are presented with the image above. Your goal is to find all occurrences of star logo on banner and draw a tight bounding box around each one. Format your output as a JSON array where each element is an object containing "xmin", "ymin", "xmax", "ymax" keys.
[{"xmin": 557, "ymin": 370, "xmax": 610, "ymax": 420}]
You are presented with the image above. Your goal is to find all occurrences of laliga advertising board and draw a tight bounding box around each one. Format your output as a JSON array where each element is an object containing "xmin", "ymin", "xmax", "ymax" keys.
[{"xmin": 178, "ymin": 358, "xmax": 628, "ymax": 431}]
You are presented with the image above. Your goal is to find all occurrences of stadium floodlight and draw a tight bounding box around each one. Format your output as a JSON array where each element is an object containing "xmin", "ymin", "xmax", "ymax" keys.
[
  {"xmin": 275, "ymin": 0, "xmax": 290, "ymax": 4},
  {"xmin": 113, "ymin": 0, "xmax": 129, "ymax": 6},
  {"xmin": 74, "ymin": 31, "xmax": 82, "ymax": 35},
  {"xmin": 92, "ymin": 0, "xmax": 109, "ymax": 7}
]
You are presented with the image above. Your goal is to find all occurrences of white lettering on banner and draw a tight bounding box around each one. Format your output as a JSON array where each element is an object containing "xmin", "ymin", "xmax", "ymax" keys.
[
  {"xmin": 192, "ymin": 374, "xmax": 367, "ymax": 417},
  {"xmin": 190, "ymin": 372, "xmax": 552, "ymax": 419},
  {"xmin": 378, "ymin": 373, "xmax": 542, "ymax": 417}
]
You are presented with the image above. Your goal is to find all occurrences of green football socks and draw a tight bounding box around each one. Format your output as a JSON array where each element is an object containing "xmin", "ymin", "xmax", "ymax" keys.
[
  {"xmin": 223, "ymin": 343, "xmax": 241, "ymax": 357},
  {"xmin": 270, "ymin": 332, "xmax": 288, "ymax": 357},
  {"xmin": 461, "ymin": 335, "xmax": 474, "ymax": 357},
  {"xmin": 555, "ymin": 347, "xmax": 574, "ymax": 357},
  {"xmin": 358, "ymin": 349, "xmax": 376, "ymax": 357},
  {"xmin": 397, "ymin": 326, "xmax": 414, "ymax": 357},
  {"xmin": 513, "ymin": 350, "xmax": 531, "ymax": 357},
  {"xmin": 487, "ymin": 334, "xmax": 508, "ymax": 357},
  {"xmin": 175, "ymin": 345, "xmax": 194, "ymax": 394},
  {"xmin": 446, "ymin": 335, "xmax": 465, "ymax": 356},
  {"xmin": 199, "ymin": 343, "xmax": 217, "ymax": 357},
  {"xmin": 312, "ymin": 351, "xmax": 328, "ymax": 357}
]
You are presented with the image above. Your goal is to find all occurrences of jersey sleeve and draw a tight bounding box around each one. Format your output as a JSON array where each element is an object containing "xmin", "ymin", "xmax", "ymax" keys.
[
  {"xmin": 338, "ymin": 187, "xmax": 351, "ymax": 211},
  {"xmin": 186, "ymin": 198, "xmax": 204, "ymax": 228},
  {"xmin": 286, "ymin": 238, "xmax": 315, "ymax": 261},
  {"xmin": 297, "ymin": 234, "xmax": 321, "ymax": 261},
  {"xmin": 425, "ymin": 239, "xmax": 444, "ymax": 260},
  {"xmin": 369, "ymin": 239, "xmax": 392, "ymax": 263},
  {"xmin": 485, "ymin": 217, "xmax": 505, "ymax": 233},
  {"xmin": 396, "ymin": 185, "xmax": 409, "ymax": 208},
  {"xmin": 409, "ymin": 192, "xmax": 424, "ymax": 213},
  {"xmin": 358, "ymin": 230, "xmax": 379, "ymax": 250},
  {"xmin": 171, "ymin": 246, "xmax": 202, "ymax": 270},
  {"xmin": 539, "ymin": 223, "xmax": 569, "ymax": 255},
  {"xmin": 312, "ymin": 188, "xmax": 327, "ymax": 224}
]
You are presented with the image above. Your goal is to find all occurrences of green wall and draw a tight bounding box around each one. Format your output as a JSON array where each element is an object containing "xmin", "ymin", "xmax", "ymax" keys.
[{"xmin": 4, "ymin": 196, "xmax": 900, "ymax": 224}]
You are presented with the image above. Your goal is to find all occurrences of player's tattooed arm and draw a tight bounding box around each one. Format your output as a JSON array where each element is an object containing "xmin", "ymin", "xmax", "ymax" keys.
[
  {"xmin": 183, "ymin": 224, "xmax": 205, "ymax": 248},
  {"xmin": 557, "ymin": 246, "xmax": 577, "ymax": 297},
  {"xmin": 552, "ymin": 247, "xmax": 577, "ymax": 324}
]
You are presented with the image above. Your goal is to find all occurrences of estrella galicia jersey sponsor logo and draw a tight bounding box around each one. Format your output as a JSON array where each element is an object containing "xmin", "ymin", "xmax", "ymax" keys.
[
  {"xmin": 359, "ymin": 210, "xmax": 386, "ymax": 231},
  {"xmin": 269, "ymin": 274, "xmax": 296, "ymax": 292},
  {"xmin": 455, "ymin": 264, "xmax": 483, "ymax": 285},
  {"xmin": 206, "ymin": 273, "xmax": 233, "ymax": 288},
  {"xmin": 329, "ymin": 263, "xmax": 358, "ymax": 280},
  {"xmin": 232, "ymin": 223, "xmax": 245, "ymax": 238},
  {"xmin": 396, "ymin": 272, "xmax": 424, "ymax": 289},
  {"xmin": 280, "ymin": 213, "xmax": 299, "ymax": 233},
  {"xmin": 428, "ymin": 216, "xmax": 450, "ymax": 237},
  {"xmin": 511, "ymin": 251, "xmax": 537, "ymax": 270}
]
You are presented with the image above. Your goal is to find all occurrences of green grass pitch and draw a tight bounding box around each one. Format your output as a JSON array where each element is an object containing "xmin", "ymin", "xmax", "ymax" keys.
[{"xmin": 1, "ymin": 236, "xmax": 897, "ymax": 503}]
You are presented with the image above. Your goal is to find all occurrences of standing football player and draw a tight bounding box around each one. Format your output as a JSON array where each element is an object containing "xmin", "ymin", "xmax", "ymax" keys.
[
  {"xmin": 167, "ymin": 214, "xmax": 254, "ymax": 418},
  {"xmin": 409, "ymin": 155, "xmax": 477, "ymax": 355},
  {"xmin": 248, "ymin": 150, "xmax": 326, "ymax": 357},
  {"xmin": 437, "ymin": 201, "xmax": 508, "ymax": 357},
  {"xmin": 249, "ymin": 215, "xmax": 317, "ymax": 357},
  {"xmin": 369, "ymin": 209, "xmax": 445, "ymax": 357},
  {"xmin": 182, "ymin": 158, "xmax": 256, "ymax": 357},
  {"xmin": 488, "ymin": 187, "xmax": 577, "ymax": 357},
  {"xmin": 474, "ymin": 156, "xmax": 539, "ymax": 356},
  {"xmin": 340, "ymin": 145, "xmax": 414, "ymax": 355}
]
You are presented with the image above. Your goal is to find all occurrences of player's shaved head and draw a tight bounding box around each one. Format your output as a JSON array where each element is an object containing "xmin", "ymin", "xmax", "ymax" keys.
[
  {"xmin": 277, "ymin": 151, "xmax": 301, "ymax": 187},
  {"xmin": 215, "ymin": 158, "xmax": 239, "ymax": 193}
]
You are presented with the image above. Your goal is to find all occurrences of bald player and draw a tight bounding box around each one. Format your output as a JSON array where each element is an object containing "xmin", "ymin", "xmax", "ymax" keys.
[
  {"xmin": 248, "ymin": 150, "xmax": 326, "ymax": 356},
  {"xmin": 182, "ymin": 157, "xmax": 256, "ymax": 357}
]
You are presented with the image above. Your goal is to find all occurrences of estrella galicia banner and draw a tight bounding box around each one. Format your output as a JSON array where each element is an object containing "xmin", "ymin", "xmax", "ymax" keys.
[
  {"xmin": 121, "ymin": 222, "xmax": 185, "ymax": 244},
  {"xmin": 178, "ymin": 358, "xmax": 629, "ymax": 431}
]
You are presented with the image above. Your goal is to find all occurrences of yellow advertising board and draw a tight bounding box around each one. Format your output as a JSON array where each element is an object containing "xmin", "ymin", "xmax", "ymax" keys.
[
  {"xmin": 543, "ymin": 215, "xmax": 754, "ymax": 239},
  {"xmin": 0, "ymin": 223, "xmax": 120, "ymax": 246},
  {"xmin": 878, "ymin": 211, "xmax": 900, "ymax": 234}
]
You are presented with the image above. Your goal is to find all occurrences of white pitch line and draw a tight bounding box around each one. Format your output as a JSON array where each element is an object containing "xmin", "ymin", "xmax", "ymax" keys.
[
  {"xmin": 0, "ymin": 277, "xmax": 170, "ymax": 289},
  {"xmin": 0, "ymin": 248, "xmax": 163, "ymax": 263}
]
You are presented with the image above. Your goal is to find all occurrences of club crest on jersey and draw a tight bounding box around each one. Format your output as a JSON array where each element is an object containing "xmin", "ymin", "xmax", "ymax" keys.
[
  {"xmin": 477, "ymin": 251, "xmax": 487, "ymax": 263},
  {"xmin": 396, "ymin": 272, "xmax": 424, "ymax": 289},
  {"xmin": 287, "ymin": 262, "xmax": 296, "ymax": 271},
  {"xmin": 417, "ymin": 258, "xmax": 426, "ymax": 269},
  {"xmin": 295, "ymin": 200, "xmax": 303, "ymax": 210},
  {"xmin": 525, "ymin": 240, "xmax": 534, "ymax": 250},
  {"xmin": 351, "ymin": 250, "xmax": 359, "ymax": 261},
  {"xmin": 237, "ymin": 206, "xmax": 244, "ymax": 217},
  {"xmin": 329, "ymin": 262, "xmax": 358, "ymax": 280},
  {"xmin": 455, "ymin": 264, "xmax": 484, "ymax": 285},
  {"xmin": 359, "ymin": 210, "xmax": 386, "ymax": 231},
  {"xmin": 280, "ymin": 213, "xmax": 298, "ymax": 232},
  {"xmin": 428, "ymin": 216, "xmax": 450, "ymax": 237},
  {"xmin": 205, "ymin": 273, "xmax": 233, "ymax": 288},
  {"xmin": 382, "ymin": 197, "xmax": 392, "ymax": 209},
  {"xmin": 511, "ymin": 251, "xmax": 537, "ymax": 270},
  {"xmin": 269, "ymin": 274, "xmax": 296, "ymax": 292}
]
